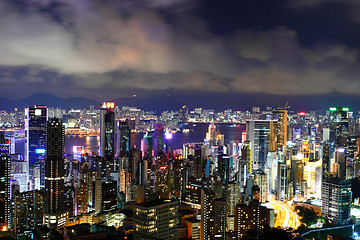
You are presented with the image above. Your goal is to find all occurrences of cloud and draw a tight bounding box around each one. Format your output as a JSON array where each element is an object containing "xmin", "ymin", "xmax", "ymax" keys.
[
  {"xmin": 0, "ymin": 0, "xmax": 359, "ymax": 98},
  {"xmin": 286, "ymin": 0, "xmax": 360, "ymax": 24}
]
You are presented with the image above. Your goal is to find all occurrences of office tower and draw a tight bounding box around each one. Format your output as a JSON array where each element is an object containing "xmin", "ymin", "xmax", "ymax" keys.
[
  {"xmin": 139, "ymin": 159, "xmax": 148, "ymax": 186},
  {"xmin": 234, "ymin": 201, "xmax": 275, "ymax": 239},
  {"xmin": 153, "ymin": 123, "xmax": 164, "ymax": 156},
  {"xmin": 95, "ymin": 179, "xmax": 117, "ymax": 214},
  {"xmin": 200, "ymin": 188, "xmax": 215, "ymax": 240},
  {"xmin": 238, "ymin": 142, "xmax": 251, "ymax": 190},
  {"xmin": 100, "ymin": 102, "xmax": 116, "ymax": 171},
  {"xmin": 117, "ymin": 121, "xmax": 131, "ymax": 157},
  {"xmin": 253, "ymin": 170, "xmax": 269, "ymax": 203},
  {"xmin": 273, "ymin": 109, "xmax": 288, "ymax": 152},
  {"xmin": 183, "ymin": 178, "xmax": 202, "ymax": 206},
  {"xmin": 0, "ymin": 133, "xmax": 10, "ymax": 231},
  {"xmin": 332, "ymin": 148, "xmax": 347, "ymax": 179},
  {"xmin": 218, "ymin": 154, "xmax": 230, "ymax": 184},
  {"xmin": 329, "ymin": 107, "xmax": 349, "ymax": 147},
  {"xmin": 133, "ymin": 199, "xmax": 178, "ymax": 240},
  {"xmin": 141, "ymin": 133, "xmax": 153, "ymax": 158},
  {"xmin": 277, "ymin": 162, "xmax": 288, "ymax": 200},
  {"xmin": 214, "ymin": 199, "xmax": 227, "ymax": 240},
  {"xmin": 200, "ymin": 187, "xmax": 227, "ymax": 240},
  {"xmin": 323, "ymin": 142, "xmax": 331, "ymax": 178},
  {"xmin": 43, "ymin": 118, "xmax": 68, "ymax": 229},
  {"xmin": 25, "ymin": 105, "xmax": 48, "ymax": 189},
  {"xmin": 11, "ymin": 190, "xmax": 43, "ymax": 237},
  {"xmin": 183, "ymin": 143, "xmax": 207, "ymax": 179},
  {"xmin": 226, "ymin": 183, "xmax": 241, "ymax": 231},
  {"xmin": 246, "ymin": 120, "xmax": 277, "ymax": 170},
  {"xmin": 322, "ymin": 177, "xmax": 352, "ymax": 224}
]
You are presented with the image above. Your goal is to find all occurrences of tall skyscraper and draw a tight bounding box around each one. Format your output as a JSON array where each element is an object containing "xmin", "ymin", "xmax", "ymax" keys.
[
  {"xmin": 153, "ymin": 123, "xmax": 164, "ymax": 156},
  {"xmin": 117, "ymin": 121, "xmax": 131, "ymax": 157},
  {"xmin": 100, "ymin": 102, "xmax": 116, "ymax": 171},
  {"xmin": 246, "ymin": 120, "xmax": 277, "ymax": 170},
  {"xmin": 25, "ymin": 105, "xmax": 48, "ymax": 189},
  {"xmin": 43, "ymin": 118, "xmax": 68, "ymax": 229},
  {"xmin": 200, "ymin": 187, "xmax": 227, "ymax": 240},
  {"xmin": 273, "ymin": 109, "xmax": 288, "ymax": 152},
  {"xmin": 329, "ymin": 107, "xmax": 349, "ymax": 147},
  {"xmin": 0, "ymin": 132, "xmax": 10, "ymax": 231}
]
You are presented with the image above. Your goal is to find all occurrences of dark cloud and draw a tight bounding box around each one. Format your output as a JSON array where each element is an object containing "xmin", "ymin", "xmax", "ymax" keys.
[{"xmin": 0, "ymin": 0, "xmax": 359, "ymax": 99}]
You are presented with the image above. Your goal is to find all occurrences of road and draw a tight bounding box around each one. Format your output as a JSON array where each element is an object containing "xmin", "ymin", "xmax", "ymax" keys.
[{"xmin": 269, "ymin": 200, "xmax": 301, "ymax": 229}]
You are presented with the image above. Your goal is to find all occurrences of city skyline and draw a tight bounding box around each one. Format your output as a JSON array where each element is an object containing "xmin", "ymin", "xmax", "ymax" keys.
[{"xmin": 0, "ymin": 0, "xmax": 359, "ymax": 102}]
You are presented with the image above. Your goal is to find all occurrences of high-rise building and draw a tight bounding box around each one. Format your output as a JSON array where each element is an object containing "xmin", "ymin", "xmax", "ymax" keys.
[
  {"xmin": 246, "ymin": 120, "xmax": 277, "ymax": 170},
  {"xmin": 200, "ymin": 188, "xmax": 227, "ymax": 240},
  {"xmin": 329, "ymin": 107, "xmax": 349, "ymax": 147},
  {"xmin": 11, "ymin": 190, "xmax": 43, "ymax": 237},
  {"xmin": 95, "ymin": 179, "xmax": 117, "ymax": 214},
  {"xmin": 273, "ymin": 109, "xmax": 288, "ymax": 152},
  {"xmin": 322, "ymin": 177, "xmax": 352, "ymax": 224},
  {"xmin": 234, "ymin": 200, "xmax": 275, "ymax": 239},
  {"xmin": 0, "ymin": 132, "xmax": 10, "ymax": 231},
  {"xmin": 218, "ymin": 154, "xmax": 230, "ymax": 184},
  {"xmin": 25, "ymin": 105, "xmax": 48, "ymax": 189},
  {"xmin": 133, "ymin": 199, "xmax": 178, "ymax": 240},
  {"xmin": 153, "ymin": 123, "xmax": 164, "ymax": 156},
  {"xmin": 100, "ymin": 102, "xmax": 116, "ymax": 171},
  {"xmin": 43, "ymin": 118, "xmax": 68, "ymax": 229},
  {"xmin": 117, "ymin": 121, "xmax": 131, "ymax": 158}
]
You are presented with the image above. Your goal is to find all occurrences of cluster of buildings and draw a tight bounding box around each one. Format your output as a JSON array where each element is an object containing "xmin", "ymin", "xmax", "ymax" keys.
[{"xmin": 0, "ymin": 102, "xmax": 358, "ymax": 239}]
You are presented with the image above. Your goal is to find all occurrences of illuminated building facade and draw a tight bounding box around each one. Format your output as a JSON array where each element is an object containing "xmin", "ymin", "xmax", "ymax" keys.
[
  {"xmin": 118, "ymin": 121, "xmax": 131, "ymax": 157},
  {"xmin": 234, "ymin": 201, "xmax": 274, "ymax": 239},
  {"xmin": 329, "ymin": 107, "xmax": 349, "ymax": 147},
  {"xmin": 25, "ymin": 105, "xmax": 48, "ymax": 189},
  {"xmin": 44, "ymin": 118, "xmax": 68, "ymax": 229},
  {"xmin": 273, "ymin": 109, "xmax": 288, "ymax": 152},
  {"xmin": 246, "ymin": 120, "xmax": 277, "ymax": 170},
  {"xmin": 11, "ymin": 190, "xmax": 43, "ymax": 237},
  {"xmin": 100, "ymin": 102, "xmax": 116, "ymax": 171},
  {"xmin": 322, "ymin": 177, "xmax": 352, "ymax": 224},
  {"xmin": 134, "ymin": 199, "xmax": 178, "ymax": 240},
  {"xmin": 0, "ymin": 133, "xmax": 10, "ymax": 231}
]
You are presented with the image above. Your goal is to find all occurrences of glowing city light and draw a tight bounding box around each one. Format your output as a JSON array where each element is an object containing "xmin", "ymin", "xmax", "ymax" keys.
[{"xmin": 165, "ymin": 132, "xmax": 172, "ymax": 140}]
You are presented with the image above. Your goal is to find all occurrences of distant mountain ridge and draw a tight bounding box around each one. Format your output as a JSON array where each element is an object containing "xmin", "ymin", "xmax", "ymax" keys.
[{"xmin": 0, "ymin": 92, "xmax": 358, "ymax": 113}]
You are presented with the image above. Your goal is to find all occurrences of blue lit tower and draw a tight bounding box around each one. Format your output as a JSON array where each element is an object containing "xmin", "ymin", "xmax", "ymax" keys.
[
  {"xmin": 118, "ymin": 121, "xmax": 131, "ymax": 157},
  {"xmin": 44, "ymin": 118, "xmax": 68, "ymax": 229},
  {"xmin": 25, "ymin": 105, "xmax": 48, "ymax": 190},
  {"xmin": 100, "ymin": 102, "xmax": 116, "ymax": 171},
  {"xmin": 0, "ymin": 132, "xmax": 10, "ymax": 231}
]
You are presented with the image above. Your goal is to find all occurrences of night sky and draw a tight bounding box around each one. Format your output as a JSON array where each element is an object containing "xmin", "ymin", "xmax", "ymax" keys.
[{"xmin": 0, "ymin": 0, "xmax": 359, "ymax": 104}]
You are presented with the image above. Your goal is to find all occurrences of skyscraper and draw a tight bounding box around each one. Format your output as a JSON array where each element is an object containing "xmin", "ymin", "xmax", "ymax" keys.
[
  {"xmin": 0, "ymin": 132, "xmax": 10, "ymax": 231},
  {"xmin": 322, "ymin": 177, "xmax": 352, "ymax": 224},
  {"xmin": 117, "ymin": 121, "xmax": 131, "ymax": 157},
  {"xmin": 25, "ymin": 105, "xmax": 48, "ymax": 189},
  {"xmin": 153, "ymin": 123, "xmax": 164, "ymax": 156},
  {"xmin": 246, "ymin": 120, "xmax": 277, "ymax": 170},
  {"xmin": 43, "ymin": 118, "xmax": 68, "ymax": 229},
  {"xmin": 273, "ymin": 109, "xmax": 288, "ymax": 152},
  {"xmin": 100, "ymin": 102, "xmax": 116, "ymax": 171}
]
